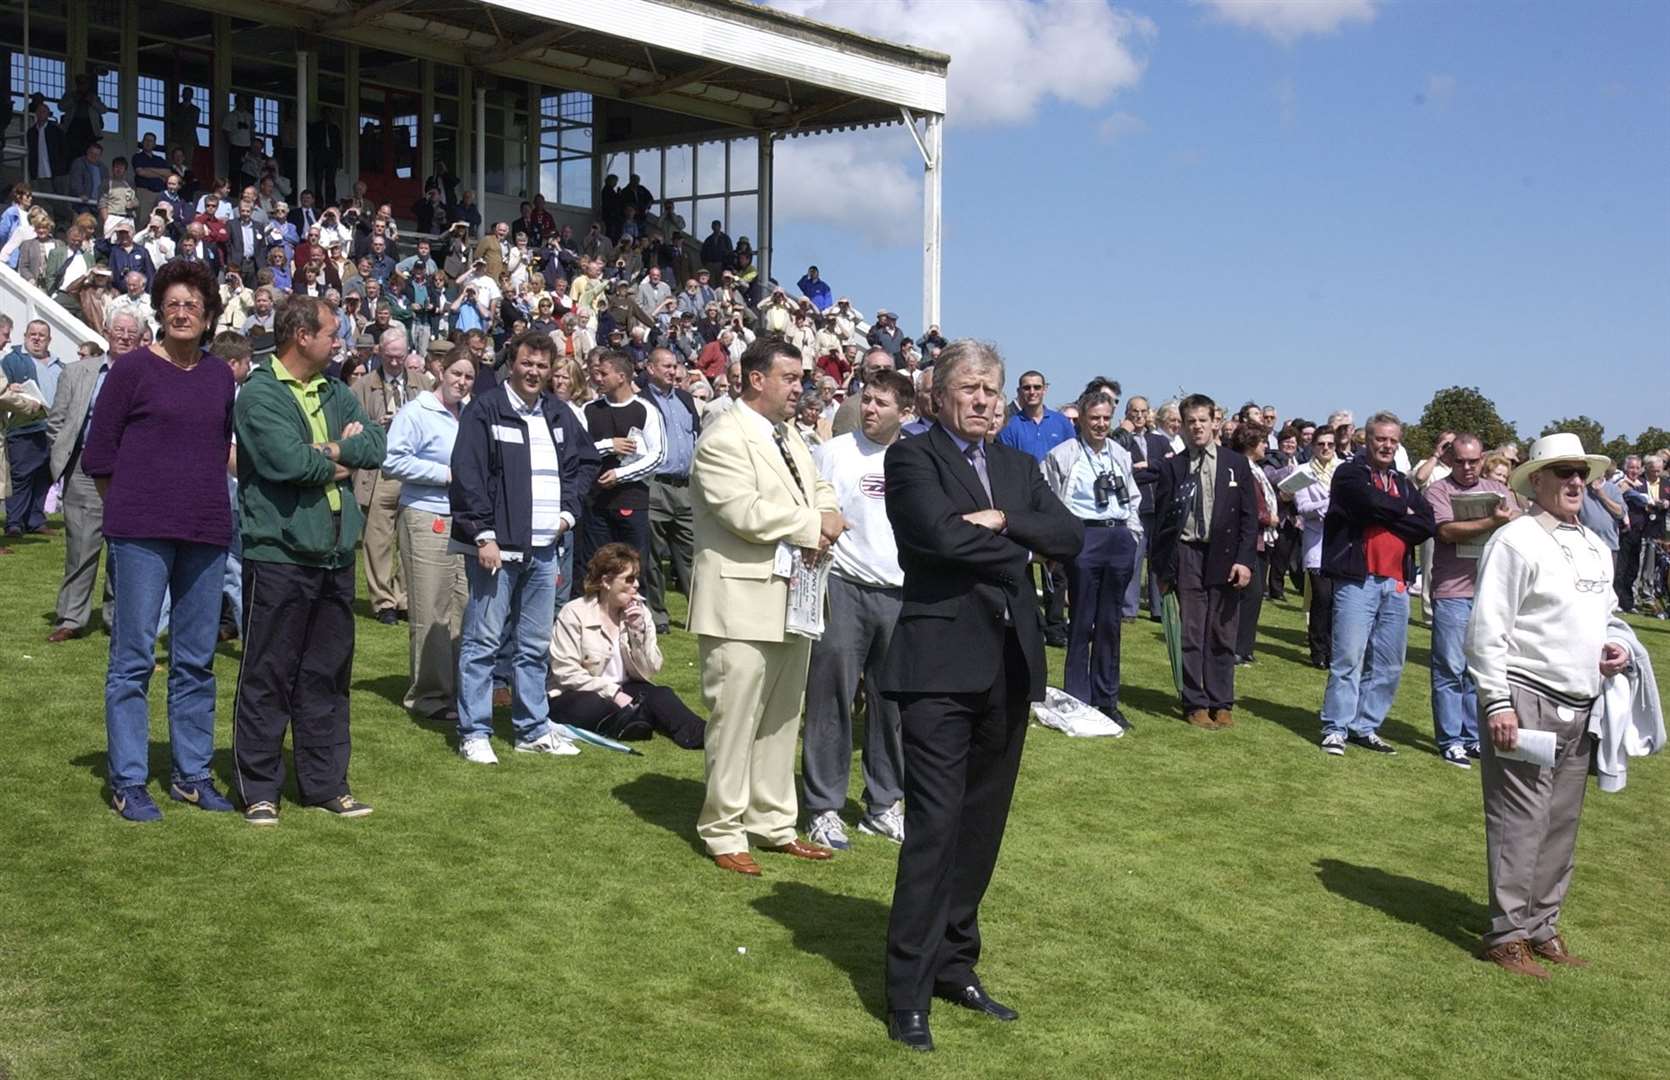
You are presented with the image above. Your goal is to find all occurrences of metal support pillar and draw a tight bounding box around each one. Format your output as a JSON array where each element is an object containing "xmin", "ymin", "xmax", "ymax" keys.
[
  {"xmin": 756, "ymin": 132, "xmax": 773, "ymax": 287},
  {"xmin": 419, "ymin": 60, "xmax": 435, "ymax": 187},
  {"xmin": 474, "ymin": 85, "xmax": 487, "ymax": 204},
  {"xmin": 119, "ymin": 1, "xmax": 139, "ymax": 144},
  {"xmin": 66, "ymin": 0, "xmax": 87, "ymax": 78},
  {"xmin": 343, "ymin": 45, "xmax": 360, "ymax": 197},
  {"xmin": 212, "ymin": 15, "xmax": 231, "ymax": 176},
  {"xmin": 295, "ymin": 50, "xmax": 309, "ymax": 202},
  {"xmin": 525, "ymin": 82, "xmax": 540, "ymax": 200},
  {"xmin": 901, "ymin": 108, "xmax": 943, "ymax": 330},
  {"xmin": 456, "ymin": 65, "xmax": 474, "ymax": 193}
]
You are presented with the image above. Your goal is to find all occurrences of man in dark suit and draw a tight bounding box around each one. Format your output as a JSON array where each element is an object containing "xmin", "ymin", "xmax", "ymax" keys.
[
  {"xmin": 308, "ymin": 110, "xmax": 343, "ymax": 207},
  {"xmin": 879, "ymin": 341, "xmax": 1084, "ymax": 1053},
  {"xmin": 1151, "ymin": 393, "xmax": 1259, "ymax": 729},
  {"xmin": 1116, "ymin": 395, "xmax": 1175, "ymax": 619},
  {"xmin": 26, "ymin": 99, "xmax": 66, "ymax": 192}
]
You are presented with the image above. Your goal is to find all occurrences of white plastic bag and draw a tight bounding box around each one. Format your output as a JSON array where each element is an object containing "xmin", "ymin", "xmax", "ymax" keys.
[{"xmin": 1032, "ymin": 687, "xmax": 1125, "ymax": 738}]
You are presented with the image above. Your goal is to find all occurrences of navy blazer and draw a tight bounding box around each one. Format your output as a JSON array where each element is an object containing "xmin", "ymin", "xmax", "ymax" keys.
[
  {"xmin": 1151, "ymin": 446, "xmax": 1260, "ymax": 588},
  {"xmin": 1117, "ymin": 429, "xmax": 1175, "ymax": 511},
  {"xmin": 879, "ymin": 423, "xmax": 1084, "ymax": 702},
  {"xmin": 1320, "ymin": 459, "xmax": 1435, "ymax": 583},
  {"xmin": 449, "ymin": 385, "xmax": 599, "ymax": 555}
]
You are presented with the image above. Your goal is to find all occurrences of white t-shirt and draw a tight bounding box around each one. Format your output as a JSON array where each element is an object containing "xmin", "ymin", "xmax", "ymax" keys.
[{"xmin": 814, "ymin": 430, "xmax": 902, "ymax": 589}]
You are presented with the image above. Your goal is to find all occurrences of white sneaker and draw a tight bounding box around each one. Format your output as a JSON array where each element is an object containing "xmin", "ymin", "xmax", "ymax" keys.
[
  {"xmin": 807, "ymin": 810, "xmax": 851, "ymax": 851},
  {"xmin": 1320, "ymin": 732, "xmax": 1346, "ymax": 757},
  {"xmin": 858, "ymin": 800, "xmax": 906, "ymax": 844},
  {"xmin": 458, "ymin": 737, "xmax": 499, "ymax": 765},
  {"xmin": 1442, "ymin": 745, "xmax": 1472, "ymax": 770},
  {"xmin": 514, "ymin": 729, "xmax": 582, "ymax": 756}
]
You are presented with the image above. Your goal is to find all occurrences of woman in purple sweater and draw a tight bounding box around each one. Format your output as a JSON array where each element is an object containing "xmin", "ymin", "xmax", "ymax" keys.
[{"xmin": 81, "ymin": 260, "xmax": 238, "ymax": 822}]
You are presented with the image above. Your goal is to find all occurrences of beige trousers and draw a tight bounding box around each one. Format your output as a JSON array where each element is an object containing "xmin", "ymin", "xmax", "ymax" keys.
[
  {"xmin": 696, "ymin": 634, "xmax": 811, "ymax": 856},
  {"xmin": 1480, "ymin": 684, "xmax": 1594, "ymax": 947},
  {"xmin": 362, "ymin": 471, "xmax": 405, "ymax": 613},
  {"xmin": 398, "ymin": 506, "xmax": 466, "ymax": 718}
]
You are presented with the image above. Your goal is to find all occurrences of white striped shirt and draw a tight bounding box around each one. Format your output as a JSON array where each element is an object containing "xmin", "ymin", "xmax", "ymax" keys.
[{"xmin": 507, "ymin": 383, "xmax": 565, "ymax": 549}]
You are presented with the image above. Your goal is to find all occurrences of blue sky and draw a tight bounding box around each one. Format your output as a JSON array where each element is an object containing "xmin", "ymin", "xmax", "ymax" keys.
[{"xmin": 766, "ymin": 0, "xmax": 1669, "ymax": 441}]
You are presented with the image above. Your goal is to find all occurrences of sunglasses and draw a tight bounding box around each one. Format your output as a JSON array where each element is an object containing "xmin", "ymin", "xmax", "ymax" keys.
[{"xmin": 1545, "ymin": 464, "xmax": 1587, "ymax": 480}]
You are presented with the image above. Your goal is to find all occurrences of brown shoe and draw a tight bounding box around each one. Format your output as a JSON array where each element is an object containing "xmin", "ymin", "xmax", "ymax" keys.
[
  {"xmin": 714, "ymin": 852, "xmax": 762, "ymax": 877},
  {"xmin": 46, "ymin": 626, "xmax": 82, "ymax": 643},
  {"xmin": 491, "ymin": 687, "xmax": 512, "ymax": 709},
  {"xmin": 1480, "ymin": 940, "xmax": 1550, "ymax": 980},
  {"xmin": 1210, "ymin": 708, "xmax": 1234, "ymax": 729},
  {"xmin": 1185, "ymin": 709, "xmax": 1215, "ymax": 729},
  {"xmin": 761, "ymin": 837, "xmax": 835, "ymax": 861},
  {"xmin": 1531, "ymin": 934, "xmax": 1589, "ymax": 967}
]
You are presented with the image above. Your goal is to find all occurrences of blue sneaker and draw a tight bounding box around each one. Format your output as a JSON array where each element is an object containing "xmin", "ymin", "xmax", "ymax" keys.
[
  {"xmin": 112, "ymin": 785, "xmax": 162, "ymax": 822},
  {"xmin": 170, "ymin": 779, "xmax": 236, "ymax": 812}
]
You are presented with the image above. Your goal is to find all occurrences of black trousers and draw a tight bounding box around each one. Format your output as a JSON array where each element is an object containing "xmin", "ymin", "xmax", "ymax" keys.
[
  {"xmin": 886, "ymin": 630, "xmax": 1030, "ymax": 1012},
  {"xmin": 578, "ymin": 499, "xmax": 653, "ymax": 588},
  {"xmin": 1615, "ymin": 533, "xmax": 1641, "ymax": 612},
  {"xmin": 1176, "ymin": 542, "xmax": 1239, "ymax": 710},
  {"xmin": 552, "ymin": 680, "xmax": 705, "ymax": 748},
  {"xmin": 1306, "ymin": 570, "xmax": 1335, "ymax": 665},
  {"xmin": 1267, "ymin": 525, "xmax": 1299, "ymax": 599},
  {"xmin": 1236, "ymin": 552, "xmax": 1267, "ymax": 660},
  {"xmin": 232, "ymin": 559, "xmax": 357, "ymax": 807},
  {"xmin": 1037, "ymin": 561, "xmax": 1068, "ymax": 639}
]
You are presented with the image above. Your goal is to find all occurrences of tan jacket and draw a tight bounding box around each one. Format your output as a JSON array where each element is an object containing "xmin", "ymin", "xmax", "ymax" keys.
[
  {"xmin": 472, "ymin": 234, "xmax": 506, "ymax": 281},
  {"xmin": 687, "ymin": 404, "xmax": 836, "ymax": 643},
  {"xmin": 547, "ymin": 595, "xmax": 662, "ymax": 699},
  {"xmin": 351, "ymin": 367, "xmax": 413, "ymax": 505}
]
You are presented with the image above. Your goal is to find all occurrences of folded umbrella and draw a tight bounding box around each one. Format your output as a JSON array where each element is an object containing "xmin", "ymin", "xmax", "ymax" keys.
[
  {"xmin": 555, "ymin": 723, "xmax": 642, "ymax": 756},
  {"xmin": 1160, "ymin": 590, "xmax": 1184, "ymax": 698}
]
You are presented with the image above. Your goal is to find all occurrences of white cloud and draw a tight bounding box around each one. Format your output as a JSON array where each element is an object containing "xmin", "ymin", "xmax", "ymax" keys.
[
  {"xmin": 772, "ymin": 131, "xmax": 920, "ymax": 246},
  {"xmin": 1192, "ymin": 0, "xmax": 1377, "ymax": 43},
  {"xmin": 1098, "ymin": 111, "xmax": 1148, "ymax": 141},
  {"xmin": 1420, "ymin": 73, "xmax": 1456, "ymax": 108},
  {"xmin": 769, "ymin": 0, "xmax": 1154, "ymax": 127}
]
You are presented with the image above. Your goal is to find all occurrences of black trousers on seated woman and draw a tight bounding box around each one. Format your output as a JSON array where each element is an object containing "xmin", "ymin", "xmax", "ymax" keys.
[{"xmin": 553, "ymin": 681, "xmax": 705, "ymax": 749}]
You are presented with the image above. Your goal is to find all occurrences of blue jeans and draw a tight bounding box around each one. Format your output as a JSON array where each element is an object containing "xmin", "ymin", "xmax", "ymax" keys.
[
  {"xmin": 223, "ymin": 478, "xmax": 244, "ymax": 628},
  {"xmin": 105, "ymin": 538, "xmax": 227, "ymax": 789},
  {"xmin": 1430, "ymin": 596, "xmax": 1479, "ymax": 751},
  {"xmin": 491, "ymin": 532, "xmax": 571, "ymax": 689},
  {"xmin": 458, "ymin": 543, "xmax": 557, "ymax": 744},
  {"xmin": 1320, "ymin": 575, "xmax": 1409, "ymax": 738}
]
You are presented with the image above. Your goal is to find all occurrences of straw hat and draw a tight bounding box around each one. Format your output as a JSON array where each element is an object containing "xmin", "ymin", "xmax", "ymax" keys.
[{"xmin": 1509, "ymin": 432, "xmax": 1612, "ymax": 498}]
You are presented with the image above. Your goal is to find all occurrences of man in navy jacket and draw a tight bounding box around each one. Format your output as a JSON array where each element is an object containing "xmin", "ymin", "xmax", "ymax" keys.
[
  {"xmin": 1317, "ymin": 411, "xmax": 1436, "ymax": 756},
  {"xmin": 450, "ymin": 330, "xmax": 599, "ymax": 764}
]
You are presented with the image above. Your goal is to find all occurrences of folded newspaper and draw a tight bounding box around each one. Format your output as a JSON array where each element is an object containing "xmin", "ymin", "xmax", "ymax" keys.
[
  {"xmin": 1449, "ymin": 490, "xmax": 1505, "ymax": 559},
  {"xmin": 776, "ymin": 541, "xmax": 833, "ymax": 640},
  {"xmin": 1278, "ymin": 469, "xmax": 1321, "ymax": 495},
  {"xmin": 1032, "ymin": 687, "xmax": 1126, "ymax": 738}
]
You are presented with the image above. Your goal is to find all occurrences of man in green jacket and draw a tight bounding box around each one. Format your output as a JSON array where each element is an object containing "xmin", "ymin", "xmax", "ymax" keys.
[{"xmin": 232, "ymin": 294, "xmax": 387, "ymax": 826}]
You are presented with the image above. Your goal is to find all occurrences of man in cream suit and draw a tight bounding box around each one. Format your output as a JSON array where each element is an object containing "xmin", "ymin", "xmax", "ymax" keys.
[{"xmin": 689, "ymin": 336, "xmax": 845, "ymax": 876}]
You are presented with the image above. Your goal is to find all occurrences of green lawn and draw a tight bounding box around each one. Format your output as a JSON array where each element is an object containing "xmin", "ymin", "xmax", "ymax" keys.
[{"xmin": 4, "ymin": 527, "xmax": 1669, "ymax": 1079}]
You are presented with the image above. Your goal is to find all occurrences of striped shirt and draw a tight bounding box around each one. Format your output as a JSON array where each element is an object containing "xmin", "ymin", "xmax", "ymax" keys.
[{"xmin": 507, "ymin": 383, "xmax": 564, "ymax": 549}]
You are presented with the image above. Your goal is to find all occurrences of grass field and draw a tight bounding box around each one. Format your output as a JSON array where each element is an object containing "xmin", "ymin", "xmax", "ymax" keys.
[{"xmin": 4, "ymin": 525, "xmax": 1670, "ymax": 1079}]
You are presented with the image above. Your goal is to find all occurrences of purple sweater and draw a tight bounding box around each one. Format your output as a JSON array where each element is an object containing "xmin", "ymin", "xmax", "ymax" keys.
[{"xmin": 80, "ymin": 346, "xmax": 236, "ymax": 547}]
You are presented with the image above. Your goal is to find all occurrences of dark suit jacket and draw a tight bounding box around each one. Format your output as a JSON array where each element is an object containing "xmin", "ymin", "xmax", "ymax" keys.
[
  {"xmin": 1151, "ymin": 446, "xmax": 1260, "ymax": 588},
  {"xmin": 225, "ymin": 218, "xmax": 265, "ymax": 278},
  {"xmin": 1320, "ymin": 459, "xmax": 1435, "ymax": 583},
  {"xmin": 1117, "ymin": 429, "xmax": 1174, "ymax": 515},
  {"xmin": 879, "ymin": 423, "xmax": 1084, "ymax": 702}
]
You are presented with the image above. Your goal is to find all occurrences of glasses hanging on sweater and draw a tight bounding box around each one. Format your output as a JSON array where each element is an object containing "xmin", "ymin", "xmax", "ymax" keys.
[{"xmin": 1552, "ymin": 527, "xmax": 1610, "ymax": 595}]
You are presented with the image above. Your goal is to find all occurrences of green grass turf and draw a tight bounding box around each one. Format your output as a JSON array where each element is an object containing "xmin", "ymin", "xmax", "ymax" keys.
[{"xmin": 4, "ymin": 526, "xmax": 1670, "ymax": 1079}]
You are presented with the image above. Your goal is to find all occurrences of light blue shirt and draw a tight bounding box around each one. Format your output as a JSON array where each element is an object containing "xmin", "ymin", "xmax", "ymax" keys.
[
  {"xmin": 381, "ymin": 390, "xmax": 461, "ymax": 515},
  {"xmin": 1063, "ymin": 440, "xmax": 1138, "ymax": 524},
  {"xmin": 647, "ymin": 381, "xmax": 696, "ymax": 478}
]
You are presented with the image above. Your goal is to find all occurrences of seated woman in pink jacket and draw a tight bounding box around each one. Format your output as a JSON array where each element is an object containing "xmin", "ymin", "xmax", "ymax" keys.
[{"xmin": 548, "ymin": 543, "xmax": 705, "ymax": 748}]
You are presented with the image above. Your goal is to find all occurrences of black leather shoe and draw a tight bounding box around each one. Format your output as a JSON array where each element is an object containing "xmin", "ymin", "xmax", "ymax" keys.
[
  {"xmin": 939, "ymin": 984, "xmax": 1018, "ymax": 1022},
  {"xmin": 1108, "ymin": 708, "xmax": 1132, "ymax": 730},
  {"xmin": 887, "ymin": 1010, "xmax": 934, "ymax": 1051}
]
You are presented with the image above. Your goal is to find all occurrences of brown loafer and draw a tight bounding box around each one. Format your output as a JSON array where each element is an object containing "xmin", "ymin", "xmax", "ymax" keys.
[
  {"xmin": 1210, "ymin": 708, "xmax": 1234, "ymax": 729},
  {"xmin": 1480, "ymin": 940, "xmax": 1550, "ymax": 980},
  {"xmin": 714, "ymin": 852, "xmax": 762, "ymax": 877},
  {"xmin": 46, "ymin": 626, "xmax": 82, "ymax": 643},
  {"xmin": 1531, "ymin": 934, "xmax": 1589, "ymax": 967},
  {"xmin": 762, "ymin": 838, "xmax": 834, "ymax": 861},
  {"xmin": 1185, "ymin": 709, "xmax": 1215, "ymax": 729}
]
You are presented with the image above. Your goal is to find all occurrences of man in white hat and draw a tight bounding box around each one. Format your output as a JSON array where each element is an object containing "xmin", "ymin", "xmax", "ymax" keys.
[{"xmin": 1465, "ymin": 432, "xmax": 1631, "ymax": 978}]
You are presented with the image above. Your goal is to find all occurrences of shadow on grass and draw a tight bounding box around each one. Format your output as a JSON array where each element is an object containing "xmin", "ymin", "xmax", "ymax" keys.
[
  {"xmin": 71, "ymin": 743, "xmax": 242, "ymax": 797},
  {"xmin": 750, "ymin": 881, "xmax": 890, "ymax": 1021},
  {"xmin": 613, "ymin": 773, "xmax": 708, "ymax": 857},
  {"xmin": 350, "ymin": 672, "xmax": 458, "ymax": 745},
  {"xmin": 1314, "ymin": 858, "xmax": 1486, "ymax": 952},
  {"xmin": 1240, "ymin": 695, "xmax": 1317, "ymax": 743}
]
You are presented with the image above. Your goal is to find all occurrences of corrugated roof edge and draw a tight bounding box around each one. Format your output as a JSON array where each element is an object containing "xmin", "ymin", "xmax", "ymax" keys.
[{"xmin": 687, "ymin": 0, "xmax": 952, "ymax": 71}]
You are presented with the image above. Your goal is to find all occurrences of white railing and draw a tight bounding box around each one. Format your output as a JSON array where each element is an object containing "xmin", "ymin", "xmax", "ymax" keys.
[{"xmin": 0, "ymin": 261, "xmax": 107, "ymax": 361}]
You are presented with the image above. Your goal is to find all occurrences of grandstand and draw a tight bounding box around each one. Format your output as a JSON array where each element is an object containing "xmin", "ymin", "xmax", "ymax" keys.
[{"xmin": 0, "ymin": 0, "xmax": 948, "ymax": 364}]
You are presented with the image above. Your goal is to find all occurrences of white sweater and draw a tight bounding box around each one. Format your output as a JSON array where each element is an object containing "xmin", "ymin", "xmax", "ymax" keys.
[
  {"xmin": 1466, "ymin": 512, "xmax": 1616, "ymax": 718},
  {"xmin": 813, "ymin": 431, "xmax": 902, "ymax": 589}
]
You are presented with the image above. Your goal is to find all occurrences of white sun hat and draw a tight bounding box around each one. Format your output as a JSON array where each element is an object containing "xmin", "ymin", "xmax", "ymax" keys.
[{"xmin": 1508, "ymin": 432, "xmax": 1612, "ymax": 498}]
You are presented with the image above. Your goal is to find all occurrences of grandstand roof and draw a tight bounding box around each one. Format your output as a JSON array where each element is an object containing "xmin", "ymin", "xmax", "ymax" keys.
[{"xmin": 170, "ymin": 0, "xmax": 949, "ymax": 136}]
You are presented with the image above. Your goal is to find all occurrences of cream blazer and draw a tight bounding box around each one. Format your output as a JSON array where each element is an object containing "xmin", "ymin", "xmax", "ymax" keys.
[
  {"xmin": 687, "ymin": 403, "xmax": 836, "ymax": 643},
  {"xmin": 548, "ymin": 595, "xmax": 661, "ymax": 699}
]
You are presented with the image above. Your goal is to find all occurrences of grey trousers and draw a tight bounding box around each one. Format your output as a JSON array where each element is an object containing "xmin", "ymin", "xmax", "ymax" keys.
[
  {"xmin": 1480, "ymin": 684, "xmax": 1594, "ymax": 948},
  {"xmin": 801, "ymin": 574, "xmax": 906, "ymax": 815},
  {"xmin": 54, "ymin": 469, "xmax": 114, "ymax": 632},
  {"xmin": 645, "ymin": 477, "xmax": 693, "ymax": 626}
]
